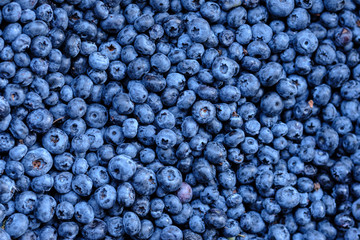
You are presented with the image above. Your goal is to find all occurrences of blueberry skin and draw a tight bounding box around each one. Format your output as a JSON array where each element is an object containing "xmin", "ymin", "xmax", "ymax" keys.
[
  {"xmin": 134, "ymin": 34, "xmax": 156, "ymax": 56},
  {"xmin": 0, "ymin": 131, "xmax": 15, "ymax": 152},
  {"xmin": 326, "ymin": 63, "xmax": 351, "ymax": 88},
  {"xmin": 112, "ymin": 92, "xmax": 134, "ymax": 115},
  {"xmin": 73, "ymin": 19, "xmax": 97, "ymax": 41},
  {"xmin": 53, "ymin": 171, "xmax": 73, "ymax": 194},
  {"xmin": 89, "ymin": 52, "xmax": 110, "ymax": 71},
  {"xmin": 160, "ymin": 225, "xmax": 183, "ymax": 240},
  {"xmin": 123, "ymin": 211, "xmax": 141, "ymax": 236},
  {"xmin": 266, "ymin": 0, "xmax": 294, "ymax": 17},
  {"xmin": 177, "ymin": 59, "xmax": 200, "ymax": 76},
  {"xmin": 101, "ymin": 13, "xmax": 125, "ymax": 34},
  {"xmin": 212, "ymin": 56, "xmax": 239, "ymax": 81},
  {"xmin": 9, "ymin": 144, "xmax": 27, "ymax": 161},
  {"xmin": 239, "ymin": 211, "xmax": 265, "ymax": 233},
  {"xmin": 151, "ymin": 53, "xmax": 171, "ymax": 73},
  {"xmin": 81, "ymin": 218, "xmax": 107, "ymax": 240},
  {"xmin": 120, "ymin": 45, "xmax": 138, "ymax": 64},
  {"xmin": 30, "ymin": 35, "xmax": 52, "ymax": 58},
  {"xmin": 85, "ymin": 103, "xmax": 108, "ymax": 128},
  {"xmin": 58, "ymin": 221, "xmax": 79, "ymax": 238},
  {"xmin": 155, "ymin": 110, "xmax": 175, "ymax": 130},
  {"xmin": 156, "ymin": 129, "xmax": 177, "ymax": 149},
  {"xmin": 137, "ymin": 125, "xmax": 157, "ymax": 146},
  {"xmin": 316, "ymin": 125, "xmax": 339, "ymax": 152},
  {"xmin": 189, "ymin": 215, "xmax": 206, "ymax": 234},
  {"xmin": 117, "ymin": 25, "xmax": 137, "ymax": 46},
  {"xmin": 204, "ymin": 141, "xmax": 227, "ymax": 164},
  {"xmin": 4, "ymin": 213, "xmax": 29, "ymax": 238},
  {"xmin": 324, "ymin": 0, "xmax": 345, "ymax": 12},
  {"xmin": 1, "ymin": 23, "xmax": 21, "ymax": 43},
  {"xmin": 293, "ymin": 29, "xmax": 319, "ymax": 55},
  {"xmin": 117, "ymin": 182, "xmax": 136, "ymax": 208},
  {"xmin": 192, "ymin": 100, "xmax": 216, "ymax": 124},
  {"xmin": 42, "ymin": 128, "xmax": 69, "ymax": 155},
  {"xmin": 266, "ymin": 224, "xmax": 291, "ymax": 240},
  {"xmin": 26, "ymin": 108, "xmax": 53, "ymax": 133},
  {"xmin": 74, "ymin": 201, "xmax": 95, "ymax": 224},
  {"xmin": 21, "ymin": 148, "xmax": 53, "ymax": 177},
  {"xmin": 258, "ymin": 62, "xmax": 286, "ymax": 87},
  {"xmin": 72, "ymin": 157, "xmax": 89, "ymax": 175},
  {"xmin": 162, "ymin": 194, "xmax": 182, "ymax": 215},
  {"xmin": 105, "ymin": 216, "xmax": 124, "ymax": 237},
  {"xmin": 344, "ymin": 228, "xmax": 360, "ymax": 240},
  {"xmin": 38, "ymin": 226, "xmax": 57, "ymax": 240},
  {"xmin": 13, "ymin": 191, "xmax": 36, "ymax": 217},
  {"xmin": 108, "ymin": 155, "xmax": 136, "ymax": 181},
  {"xmin": 30, "ymin": 173, "xmax": 54, "ymax": 193},
  {"xmin": 71, "ymin": 75, "xmax": 94, "ymax": 99},
  {"xmin": 23, "ymin": 19, "xmax": 49, "ymax": 39},
  {"xmin": 34, "ymin": 194, "xmax": 56, "ymax": 223},
  {"xmin": 132, "ymin": 167, "xmax": 158, "ymax": 196},
  {"xmin": 275, "ymin": 186, "xmax": 300, "ymax": 209},
  {"xmin": 4, "ymin": 84, "xmax": 25, "ymax": 108},
  {"xmin": 2, "ymin": 2, "xmax": 22, "ymax": 23},
  {"xmin": 157, "ymin": 166, "xmax": 182, "ymax": 193},
  {"xmin": 108, "ymin": 61, "xmax": 126, "ymax": 81},
  {"xmin": 227, "ymin": 7, "xmax": 247, "ymax": 28}
]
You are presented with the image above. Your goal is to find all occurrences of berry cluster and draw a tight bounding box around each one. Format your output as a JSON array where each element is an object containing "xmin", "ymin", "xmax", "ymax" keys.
[{"xmin": 0, "ymin": 0, "xmax": 360, "ymax": 239}]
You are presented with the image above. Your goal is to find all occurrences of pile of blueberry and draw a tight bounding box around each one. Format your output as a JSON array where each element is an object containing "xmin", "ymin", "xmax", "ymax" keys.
[{"xmin": 1, "ymin": 0, "xmax": 360, "ymax": 239}]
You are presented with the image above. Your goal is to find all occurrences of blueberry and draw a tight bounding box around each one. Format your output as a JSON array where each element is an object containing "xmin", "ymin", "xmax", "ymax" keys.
[
  {"xmin": 9, "ymin": 145, "xmax": 27, "ymax": 161},
  {"xmin": 4, "ymin": 213, "xmax": 29, "ymax": 238},
  {"xmin": 192, "ymin": 100, "xmax": 216, "ymax": 124},
  {"xmin": 239, "ymin": 211, "xmax": 265, "ymax": 233},
  {"xmin": 73, "ymin": 201, "xmax": 94, "ymax": 224},
  {"xmin": 26, "ymin": 108, "xmax": 53, "ymax": 134},
  {"xmin": 225, "ymin": 6, "xmax": 246, "ymax": 28},
  {"xmin": 316, "ymin": 125, "xmax": 339, "ymax": 153},
  {"xmin": 29, "ymin": 36, "xmax": 52, "ymax": 59},
  {"xmin": 293, "ymin": 29, "xmax": 319, "ymax": 55},
  {"xmin": 34, "ymin": 194, "xmax": 56, "ymax": 223},
  {"xmin": 160, "ymin": 225, "xmax": 183, "ymax": 240},
  {"xmin": 275, "ymin": 186, "xmax": 300, "ymax": 209},
  {"xmin": 88, "ymin": 52, "xmax": 109, "ymax": 71},
  {"xmin": 266, "ymin": 0, "xmax": 294, "ymax": 17},
  {"xmin": 83, "ymin": 104, "xmax": 108, "ymax": 129},
  {"xmin": 31, "ymin": 173, "xmax": 54, "ymax": 193},
  {"xmin": 72, "ymin": 174, "xmax": 93, "ymax": 197},
  {"xmin": 212, "ymin": 56, "xmax": 239, "ymax": 81},
  {"xmin": 115, "ymin": 182, "xmax": 136, "ymax": 209},
  {"xmin": 71, "ymin": 134, "xmax": 91, "ymax": 157},
  {"xmin": 267, "ymin": 224, "xmax": 291, "ymax": 240},
  {"xmin": 123, "ymin": 211, "xmax": 141, "ymax": 236},
  {"xmin": 326, "ymin": 63, "xmax": 351, "ymax": 88},
  {"xmin": 155, "ymin": 129, "xmax": 176, "ymax": 149},
  {"xmin": 189, "ymin": 215, "xmax": 205, "ymax": 234},
  {"xmin": 105, "ymin": 216, "xmax": 124, "ymax": 237},
  {"xmin": 0, "ymin": 0, "xmax": 359, "ymax": 237},
  {"xmin": 80, "ymin": 42, "xmax": 97, "ymax": 58},
  {"xmin": 345, "ymin": 228, "xmax": 360, "ymax": 240},
  {"xmin": 53, "ymin": 172, "xmax": 72, "ymax": 195},
  {"xmin": 150, "ymin": 198, "xmax": 165, "ymax": 219},
  {"xmin": 41, "ymin": 128, "xmax": 69, "ymax": 155},
  {"xmin": 108, "ymin": 155, "xmax": 136, "ymax": 181},
  {"xmin": 2, "ymin": 2, "xmax": 21, "ymax": 23},
  {"xmin": 324, "ymin": 0, "xmax": 345, "ymax": 12},
  {"xmin": 131, "ymin": 167, "xmax": 157, "ymax": 196},
  {"xmin": 21, "ymin": 148, "xmax": 53, "ymax": 177},
  {"xmin": 82, "ymin": 218, "xmax": 107, "ymax": 240}
]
